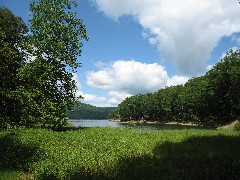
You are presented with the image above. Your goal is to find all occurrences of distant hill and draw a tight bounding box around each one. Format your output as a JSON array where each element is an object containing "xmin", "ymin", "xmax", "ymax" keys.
[{"xmin": 66, "ymin": 102, "xmax": 116, "ymax": 120}]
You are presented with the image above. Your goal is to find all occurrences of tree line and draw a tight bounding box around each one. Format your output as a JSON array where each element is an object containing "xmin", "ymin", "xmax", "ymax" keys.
[
  {"xmin": 66, "ymin": 102, "xmax": 116, "ymax": 120},
  {"xmin": 109, "ymin": 49, "xmax": 240, "ymax": 127},
  {"xmin": 0, "ymin": 0, "xmax": 88, "ymax": 128}
]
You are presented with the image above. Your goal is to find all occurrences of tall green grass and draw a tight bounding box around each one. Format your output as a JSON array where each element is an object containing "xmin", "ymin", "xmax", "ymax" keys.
[{"xmin": 0, "ymin": 127, "xmax": 239, "ymax": 179}]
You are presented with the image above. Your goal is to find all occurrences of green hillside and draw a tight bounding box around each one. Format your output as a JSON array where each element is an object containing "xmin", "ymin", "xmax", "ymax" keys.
[{"xmin": 66, "ymin": 102, "xmax": 116, "ymax": 120}]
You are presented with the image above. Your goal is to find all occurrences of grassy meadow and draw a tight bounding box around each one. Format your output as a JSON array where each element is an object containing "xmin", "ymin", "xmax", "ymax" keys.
[{"xmin": 0, "ymin": 127, "xmax": 240, "ymax": 179}]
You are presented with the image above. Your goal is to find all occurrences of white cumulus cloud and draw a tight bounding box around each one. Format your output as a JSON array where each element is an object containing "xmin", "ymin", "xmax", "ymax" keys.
[
  {"xmin": 72, "ymin": 73, "xmax": 131, "ymax": 106},
  {"xmin": 82, "ymin": 94, "xmax": 108, "ymax": 106},
  {"xmin": 75, "ymin": 61, "xmax": 189, "ymax": 106},
  {"xmin": 166, "ymin": 75, "xmax": 189, "ymax": 87},
  {"xmin": 91, "ymin": 0, "xmax": 240, "ymax": 75},
  {"xmin": 107, "ymin": 91, "xmax": 132, "ymax": 105},
  {"xmin": 87, "ymin": 60, "xmax": 170, "ymax": 94},
  {"xmin": 87, "ymin": 60, "xmax": 188, "ymax": 95}
]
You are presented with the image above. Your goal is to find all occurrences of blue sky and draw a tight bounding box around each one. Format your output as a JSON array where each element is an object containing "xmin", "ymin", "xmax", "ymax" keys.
[{"xmin": 1, "ymin": 0, "xmax": 240, "ymax": 106}]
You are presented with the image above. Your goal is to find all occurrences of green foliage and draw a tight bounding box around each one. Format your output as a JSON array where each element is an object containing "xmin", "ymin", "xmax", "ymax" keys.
[
  {"xmin": 206, "ymin": 49, "xmax": 240, "ymax": 124},
  {"xmin": 113, "ymin": 49, "xmax": 240, "ymax": 126},
  {"xmin": 17, "ymin": 0, "xmax": 88, "ymax": 128},
  {"xmin": 0, "ymin": 128, "xmax": 239, "ymax": 179},
  {"xmin": 0, "ymin": 170, "xmax": 31, "ymax": 180},
  {"xmin": 117, "ymin": 94, "xmax": 145, "ymax": 121},
  {"xmin": 0, "ymin": 131, "xmax": 43, "ymax": 171},
  {"xmin": 108, "ymin": 108, "xmax": 120, "ymax": 120},
  {"xmin": 66, "ymin": 102, "xmax": 116, "ymax": 119},
  {"xmin": 234, "ymin": 121, "xmax": 240, "ymax": 131},
  {"xmin": 1, "ymin": 2, "xmax": 88, "ymax": 128},
  {"xmin": 0, "ymin": 7, "xmax": 29, "ymax": 127}
]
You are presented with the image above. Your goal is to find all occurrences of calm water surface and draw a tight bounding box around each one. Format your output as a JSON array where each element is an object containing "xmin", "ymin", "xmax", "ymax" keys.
[{"xmin": 69, "ymin": 119, "xmax": 203, "ymax": 130}]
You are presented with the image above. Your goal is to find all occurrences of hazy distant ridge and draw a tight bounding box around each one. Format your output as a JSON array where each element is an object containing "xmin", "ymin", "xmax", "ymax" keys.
[{"xmin": 66, "ymin": 102, "xmax": 116, "ymax": 119}]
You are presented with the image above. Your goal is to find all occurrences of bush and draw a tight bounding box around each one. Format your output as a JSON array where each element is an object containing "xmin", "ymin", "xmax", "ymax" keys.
[{"xmin": 234, "ymin": 121, "xmax": 240, "ymax": 131}]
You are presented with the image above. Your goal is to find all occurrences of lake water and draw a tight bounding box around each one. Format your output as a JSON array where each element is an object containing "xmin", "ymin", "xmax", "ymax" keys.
[{"xmin": 69, "ymin": 119, "xmax": 203, "ymax": 130}]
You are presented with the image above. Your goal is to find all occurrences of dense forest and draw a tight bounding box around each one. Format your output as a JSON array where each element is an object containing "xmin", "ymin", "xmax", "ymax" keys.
[
  {"xmin": 66, "ymin": 103, "xmax": 116, "ymax": 119},
  {"xmin": 109, "ymin": 49, "xmax": 240, "ymax": 127}
]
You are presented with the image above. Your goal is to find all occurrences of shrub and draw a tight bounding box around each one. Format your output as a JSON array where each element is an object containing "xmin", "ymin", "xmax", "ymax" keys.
[{"xmin": 234, "ymin": 121, "xmax": 240, "ymax": 131}]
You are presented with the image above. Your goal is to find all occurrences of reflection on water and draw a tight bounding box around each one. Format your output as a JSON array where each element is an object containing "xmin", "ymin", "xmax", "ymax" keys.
[{"xmin": 69, "ymin": 120, "xmax": 204, "ymax": 130}]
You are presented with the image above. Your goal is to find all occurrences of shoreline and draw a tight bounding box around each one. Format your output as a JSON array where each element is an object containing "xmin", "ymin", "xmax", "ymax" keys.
[{"xmin": 110, "ymin": 119, "xmax": 199, "ymax": 126}]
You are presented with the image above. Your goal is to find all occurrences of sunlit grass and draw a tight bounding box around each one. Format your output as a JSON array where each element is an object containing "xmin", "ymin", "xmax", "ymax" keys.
[{"xmin": 0, "ymin": 127, "xmax": 239, "ymax": 179}]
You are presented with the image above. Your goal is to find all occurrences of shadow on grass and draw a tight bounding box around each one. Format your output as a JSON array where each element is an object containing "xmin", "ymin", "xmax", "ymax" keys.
[
  {"xmin": 0, "ymin": 132, "xmax": 43, "ymax": 172},
  {"xmin": 115, "ymin": 135, "xmax": 240, "ymax": 180},
  {"xmin": 53, "ymin": 126, "xmax": 88, "ymax": 132},
  {"xmin": 67, "ymin": 135, "xmax": 240, "ymax": 180}
]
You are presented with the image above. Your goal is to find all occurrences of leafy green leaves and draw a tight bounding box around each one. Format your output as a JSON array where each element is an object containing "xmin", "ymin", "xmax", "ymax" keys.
[
  {"xmin": 0, "ymin": 7, "xmax": 29, "ymax": 127},
  {"xmin": 1, "ymin": 1, "xmax": 88, "ymax": 128},
  {"xmin": 29, "ymin": 0, "xmax": 88, "ymax": 69},
  {"xmin": 16, "ymin": 0, "xmax": 88, "ymax": 128}
]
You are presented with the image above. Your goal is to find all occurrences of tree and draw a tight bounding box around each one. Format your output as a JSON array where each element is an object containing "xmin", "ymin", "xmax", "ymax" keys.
[
  {"xmin": 113, "ymin": 49, "xmax": 240, "ymax": 126},
  {"xmin": 108, "ymin": 108, "xmax": 120, "ymax": 120},
  {"xmin": 183, "ymin": 76, "xmax": 209, "ymax": 124},
  {"xmin": 205, "ymin": 49, "xmax": 240, "ymax": 124},
  {"xmin": 66, "ymin": 102, "xmax": 116, "ymax": 119},
  {"xmin": 18, "ymin": 0, "xmax": 88, "ymax": 128},
  {"xmin": 0, "ymin": 7, "xmax": 29, "ymax": 127}
]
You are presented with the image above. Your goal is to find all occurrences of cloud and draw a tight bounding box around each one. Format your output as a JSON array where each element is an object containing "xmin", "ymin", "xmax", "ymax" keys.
[
  {"xmin": 87, "ymin": 60, "xmax": 188, "ymax": 94},
  {"xmin": 72, "ymin": 73, "xmax": 108, "ymax": 106},
  {"xmin": 166, "ymin": 75, "xmax": 189, "ymax": 87},
  {"xmin": 94, "ymin": 61, "xmax": 109, "ymax": 68},
  {"xmin": 73, "ymin": 73, "xmax": 130, "ymax": 106},
  {"xmin": 87, "ymin": 60, "xmax": 169, "ymax": 94},
  {"xmin": 91, "ymin": 0, "xmax": 240, "ymax": 75},
  {"xmin": 72, "ymin": 73, "xmax": 83, "ymax": 97},
  {"xmin": 75, "ymin": 61, "xmax": 189, "ymax": 106},
  {"xmin": 231, "ymin": 34, "xmax": 240, "ymax": 46},
  {"xmin": 206, "ymin": 65, "xmax": 214, "ymax": 71},
  {"xmin": 81, "ymin": 92, "xmax": 131, "ymax": 107},
  {"xmin": 107, "ymin": 91, "xmax": 132, "ymax": 105},
  {"xmin": 82, "ymin": 93, "xmax": 108, "ymax": 106}
]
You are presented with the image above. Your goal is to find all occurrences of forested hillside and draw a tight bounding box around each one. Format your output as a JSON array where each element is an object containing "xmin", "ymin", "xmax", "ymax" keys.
[
  {"xmin": 109, "ymin": 49, "xmax": 240, "ymax": 127},
  {"xmin": 66, "ymin": 102, "xmax": 116, "ymax": 119}
]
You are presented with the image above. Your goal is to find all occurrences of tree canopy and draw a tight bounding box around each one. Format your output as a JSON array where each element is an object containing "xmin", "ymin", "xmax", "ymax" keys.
[
  {"xmin": 18, "ymin": 0, "xmax": 88, "ymax": 128},
  {"xmin": 0, "ymin": 7, "xmax": 29, "ymax": 127},
  {"xmin": 110, "ymin": 49, "xmax": 240, "ymax": 127},
  {"xmin": 0, "ymin": 0, "xmax": 88, "ymax": 128},
  {"xmin": 66, "ymin": 102, "xmax": 116, "ymax": 120}
]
